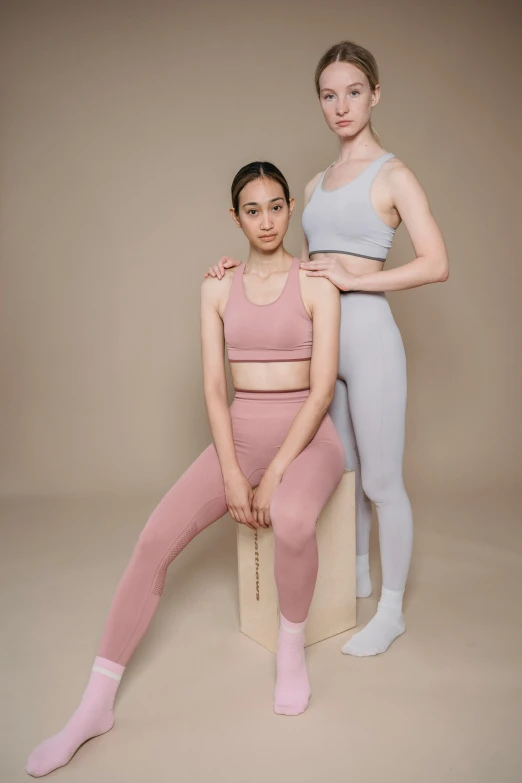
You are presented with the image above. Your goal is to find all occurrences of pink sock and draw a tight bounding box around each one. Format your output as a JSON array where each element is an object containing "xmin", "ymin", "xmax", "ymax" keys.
[
  {"xmin": 26, "ymin": 656, "xmax": 125, "ymax": 777},
  {"xmin": 273, "ymin": 614, "xmax": 310, "ymax": 716}
]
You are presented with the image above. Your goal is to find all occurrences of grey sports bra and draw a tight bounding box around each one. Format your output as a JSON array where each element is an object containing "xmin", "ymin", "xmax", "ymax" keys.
[{"xmin": 302, "ymin": 152, "xmax": 397, "ymax": 262}]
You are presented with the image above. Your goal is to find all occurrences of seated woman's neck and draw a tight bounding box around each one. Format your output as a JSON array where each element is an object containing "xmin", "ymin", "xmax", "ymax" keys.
[{"xmin": 246, "ymin": 247, "xmax": 293, "ymax": 271}]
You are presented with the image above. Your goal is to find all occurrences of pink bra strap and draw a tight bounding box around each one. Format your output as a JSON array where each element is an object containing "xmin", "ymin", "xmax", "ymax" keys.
[
  {"xmin": 230, "ymin": 257, "xmax": 301, "ymax": 307},
  {"xmin": 227, "ymin": 262, "xmax": 246, "ymax": 303},
  {"xmin": 287, "ymin": 257, "xmax": 304, "ymax": 304}
]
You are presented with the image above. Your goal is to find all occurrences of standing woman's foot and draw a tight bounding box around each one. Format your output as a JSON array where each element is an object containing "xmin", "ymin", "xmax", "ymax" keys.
[
  {"xmin": 273, "ymin": 615, "xmax": 310, "ymax": 716},
  {"xmin": 342, "ymin": 588, "xmax": 405, "ymax": 656},
  {"xmin": 26, "ymin": 657, "xmax": 125, "ymax": 777},
  {"xmin": 355, "ymin": 553, "xmax": 373, "ymax": 598}
]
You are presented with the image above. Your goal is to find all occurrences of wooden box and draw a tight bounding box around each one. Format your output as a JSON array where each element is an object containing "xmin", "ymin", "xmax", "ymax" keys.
[{"xmin": 237, "ymin": 470, "xmax": 356, "ymax": 653}]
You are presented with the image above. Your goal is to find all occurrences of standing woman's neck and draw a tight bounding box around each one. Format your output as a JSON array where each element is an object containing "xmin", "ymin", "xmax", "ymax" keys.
[{"xmin": 337, "ymin": 125, "xmax": 382, "ymax": 164}]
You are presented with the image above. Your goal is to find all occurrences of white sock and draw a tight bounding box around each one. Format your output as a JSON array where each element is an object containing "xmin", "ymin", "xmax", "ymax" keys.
[
  {"xmin": 341, "ymin": 586, "xmax": 405, "ymax": 657},
  {"xmin": 356, "ymin": 554, "xmax": 372, "ymax": 598}
]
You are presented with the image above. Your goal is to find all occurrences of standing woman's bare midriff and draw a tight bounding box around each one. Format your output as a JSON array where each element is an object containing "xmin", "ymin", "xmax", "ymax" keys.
[{"xmin": 308, "ymin": 252, "xmax": 384, "ymax": 277}]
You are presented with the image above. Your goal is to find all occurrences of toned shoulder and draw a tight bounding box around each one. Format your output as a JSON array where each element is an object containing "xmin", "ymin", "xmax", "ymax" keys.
[
  {"xmin": 384, "ymin": 156, "xmax": 418, "ymax": 186},
  {"xmin": 201, "ymin": 274, "xmax": 220, "ymax": 299},
  {"xmin": 304, "ymin": 171, "xmax": 323, "ymax": 202},
  {"xmin": 201, "ymin": 267, "xmax": 236, "ymax": 309},
  {"xmin": 378, "ymin": 156, "xmax": 424, "ymax": 203},
  {"xmin": 201, "ymin": 267, "xmax": 237, "ymax": 291}
]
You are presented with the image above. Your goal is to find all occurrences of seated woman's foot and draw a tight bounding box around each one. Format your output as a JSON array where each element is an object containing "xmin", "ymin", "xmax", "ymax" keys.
[
  {"xmin": 273, "ymin": 615, "xmax": 310, "ymax": 716},
  {"xmin": 342, "ymin": 587, "xmax": 405, "ymax": 657},
  {"xmin": 26, "ymin": 708, "xmax": 115, "ymax": 777},
  {"xmin": 26, "ymin": 657, "xmax": 124, "ymax": 777}
]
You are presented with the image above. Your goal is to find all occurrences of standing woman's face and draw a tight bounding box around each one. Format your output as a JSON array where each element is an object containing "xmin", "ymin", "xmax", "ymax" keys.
[
  {"xmin": 318, "ymin": 61, "xmax": 380, "ymax": 139},
  {"xmin": 230, "ymin": 178, "xmax": 294, "ymax": 252}
]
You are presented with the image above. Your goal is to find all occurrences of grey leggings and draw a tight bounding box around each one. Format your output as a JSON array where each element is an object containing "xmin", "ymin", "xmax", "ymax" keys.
[{"xmin": 328, "ymin": 291, "xmax": 413, "ymax": 592}]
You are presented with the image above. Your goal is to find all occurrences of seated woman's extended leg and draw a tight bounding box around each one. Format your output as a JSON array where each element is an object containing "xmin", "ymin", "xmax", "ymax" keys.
[
  {"xmin": 269, "ymin": 415, "xmax": 345, "ymax": 715},
  {"xmin": 26, "ymin": 444, "xmax": 239, "ymax": 778},
  {"xmin": 98, "ymin": 443, "xmax": 232, "ymax": 665}
]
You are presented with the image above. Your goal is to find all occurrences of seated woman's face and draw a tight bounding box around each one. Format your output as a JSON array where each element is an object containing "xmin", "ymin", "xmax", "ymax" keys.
[{"xmin": 234, "ymin": 178, "xmax": 294, "ymax": 252}]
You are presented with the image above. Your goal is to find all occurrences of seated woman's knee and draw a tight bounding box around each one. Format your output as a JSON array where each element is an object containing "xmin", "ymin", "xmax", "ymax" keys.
[
  {"xmin": 271, "ymin": 501, "xmax": 316, "ymax": 551},
  {"xmin": 134, "ymin": 519, "xmax": 168, "ymax": 563}
]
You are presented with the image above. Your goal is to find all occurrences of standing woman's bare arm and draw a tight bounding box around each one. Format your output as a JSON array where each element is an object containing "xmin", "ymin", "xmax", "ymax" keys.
[
  {"xmin": 355, "ymin": 162, "xmax": 449, "ymax": 289},
  {"xmin": 301, "ymin": 161, "xmax": 450, "ymax": 292}
]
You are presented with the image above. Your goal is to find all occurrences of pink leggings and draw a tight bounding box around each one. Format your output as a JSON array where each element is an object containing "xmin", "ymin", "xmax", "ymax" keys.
[{"xmin": 98, "ymin": 390, "xmax": 345, "ymax": 665}]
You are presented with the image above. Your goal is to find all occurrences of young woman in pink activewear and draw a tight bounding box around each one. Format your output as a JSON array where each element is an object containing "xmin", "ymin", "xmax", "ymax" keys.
[
  {"xmin": 206, "ymin": 41, "xmax": 449, "ymax": 658},
  {"xmin": 26, "ymin": 162, "xmax": 345, "ymax": 777}
]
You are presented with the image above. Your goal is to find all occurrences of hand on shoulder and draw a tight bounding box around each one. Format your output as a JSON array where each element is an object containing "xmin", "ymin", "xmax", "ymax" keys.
[
  {"xmin": 300, "ymin": 268, "xmax": 339, "ymax": 292},
  {"xmin": 203, "ymin": 256, "xmax": 242, "ymax": 280}
]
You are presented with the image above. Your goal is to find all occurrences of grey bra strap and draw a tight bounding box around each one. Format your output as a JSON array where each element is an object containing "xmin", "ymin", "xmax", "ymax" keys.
[
  {"xmin": 363, "ymin": 152, "xmax": 396, "ymax": 181},
  {"xmin": 318, "ymin": 164, "xmax": 333, "ymax": 186},
  {"xmin": 320, "ymin": 152, "xmax": 395, "ymax": 188}
]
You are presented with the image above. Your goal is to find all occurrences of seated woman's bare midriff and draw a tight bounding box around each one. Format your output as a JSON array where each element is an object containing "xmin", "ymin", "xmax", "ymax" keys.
[{"xmin": 229, "ymin": 359, "xmax": 312, "ymax": 393}]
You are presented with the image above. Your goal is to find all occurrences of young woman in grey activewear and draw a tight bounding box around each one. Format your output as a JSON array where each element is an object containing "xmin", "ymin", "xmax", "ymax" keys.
[{"xmin": 206, "ymin": 41, "xmax": 449, "ymax": 657}]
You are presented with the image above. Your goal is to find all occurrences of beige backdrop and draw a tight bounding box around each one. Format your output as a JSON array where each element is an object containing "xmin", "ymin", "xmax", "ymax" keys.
[{"xmin": 1, "ymin": 0, "xmax": 520, "ymax": 498}]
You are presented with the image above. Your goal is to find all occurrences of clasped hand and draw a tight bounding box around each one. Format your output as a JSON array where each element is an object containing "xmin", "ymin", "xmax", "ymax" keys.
[{"xmin": 224, "ymin": 467, "xmax": 282, "ymax": 531}]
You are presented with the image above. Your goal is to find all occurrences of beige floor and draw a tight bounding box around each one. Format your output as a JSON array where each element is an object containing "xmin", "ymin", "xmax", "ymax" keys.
[{"xmin": 2, "ymin": 489, "xmax": 521, "ymax": 783}]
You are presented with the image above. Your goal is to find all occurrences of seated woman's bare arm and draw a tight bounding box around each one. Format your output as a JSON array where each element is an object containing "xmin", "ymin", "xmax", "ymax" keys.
[{"xmin": 200, "ymin": 278, "xmax": 257, "ymax": 528}]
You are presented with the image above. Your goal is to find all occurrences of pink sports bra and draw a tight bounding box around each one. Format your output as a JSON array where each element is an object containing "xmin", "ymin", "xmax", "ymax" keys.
[{"xmin": 223, "ymin": 257, "xmax": 313, "ymax": 363}]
